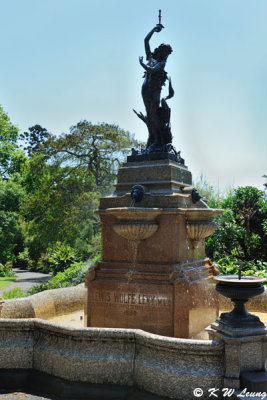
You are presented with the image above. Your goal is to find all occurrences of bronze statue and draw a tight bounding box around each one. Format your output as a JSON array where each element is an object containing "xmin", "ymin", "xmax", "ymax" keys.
[{"xmin": 134, "ymin": 11, "xmax": 177, "ymax": 157}]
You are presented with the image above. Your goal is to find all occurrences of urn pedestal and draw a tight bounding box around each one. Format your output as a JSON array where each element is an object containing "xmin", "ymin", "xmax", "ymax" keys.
[{"xmin": 85, "ymin": 158, "xmax": 223, "ymax": 338}]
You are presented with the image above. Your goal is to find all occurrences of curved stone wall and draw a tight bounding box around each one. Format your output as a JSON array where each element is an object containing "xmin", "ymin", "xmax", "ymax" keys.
[
  {"xmin": 0, "ymin": 284, "xmax": 86, "ymax": 319},
  {"xmin": 0, "ymin": 284, "xmax": 266, "ymax": 399},
  {"xmin": 0, "ymin": 318, "xmax": 224, "ymax": 400}
]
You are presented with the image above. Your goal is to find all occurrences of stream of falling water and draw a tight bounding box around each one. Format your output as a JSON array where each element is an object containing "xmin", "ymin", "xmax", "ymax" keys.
[
  {"xmin": 130, "ymin": 199, "xmax": 135, "ymax": 207},
  {"xmin": 126, "ymin": 240, "xmax": 139, "ymax": 282}
]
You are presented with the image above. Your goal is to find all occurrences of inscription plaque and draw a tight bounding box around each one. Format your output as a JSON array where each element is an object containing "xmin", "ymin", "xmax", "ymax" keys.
[
  {"xmin": 93, "ymin": 290, "xmax": 171, "ymax": 307},
  {"xmin": 88, "ymin": 281, "xmax": 174, "ymax": 336}
]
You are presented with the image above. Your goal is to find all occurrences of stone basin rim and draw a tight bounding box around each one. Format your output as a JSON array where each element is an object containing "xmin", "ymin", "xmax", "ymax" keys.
[
  {"xmin": 95, "ymin": 207, "xmax": 224, "ymax": 216},
  {"xmin": 213, "ymin": 275, "xmax": 266, "ymax": 284},
  {"xmin": 0, "ymin": 317, "xmax": 223, "ymax": 350}
]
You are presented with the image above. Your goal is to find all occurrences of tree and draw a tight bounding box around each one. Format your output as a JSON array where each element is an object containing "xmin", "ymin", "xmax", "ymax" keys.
[
  {"xmin": 0, "ymin": 180, "xmax": 25, "ymax": 264},
  {"xmin": 263, "ymin": 174, "xmax": 267, "ymax": 198},
  {"xmin": 20, "ymin": 124, "xmax": 50, "ymax": 157},
  {"xmin": 21, "ymin": 153, "xmax": 98, "ymax": 259},
  {"xmin": 206, "ymin": 186, "xmax": 267, "ymax": 261},
  {"xmin": 21, "ymin": 121, "xmax": 141, "ymax": 261},
  {"xmin": 44, "ymin": 121, "xmax": 142, "ymax": 192},
  {"xmin": 0, "ymin": 105, "xmax": 26, "ymax": 178}
]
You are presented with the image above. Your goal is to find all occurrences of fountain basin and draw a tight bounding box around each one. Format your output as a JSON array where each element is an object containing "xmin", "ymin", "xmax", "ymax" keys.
[
  {"xmin": 96, "ymin": 206, "xmax": 222, "ymax": 244},
  {"xmin": 214, "ymin": 275, "xmax": 266, "ymax": 284},
  {"xmin": 113, "ymin": 220, "xmax": 159, "ymax": 241},
  {"xmin": 212, "ymin": 275, "xmax": 266, "ymax": 336},
  {"xmin": 186, "ymin": 221, "xmax": 217, "ymax": 244},
  {"xmin": 96, "ymin": 208, "xmax": 161, "ymax": 242},
  {"xmin": 0, "ymin": 285, "xmax": 266, "ymax": 397},
  {"xmin": 96, "ymin": 207, "xmax": 223, "ymax": 219},
  {"xmin": 214, "ymin": 275, "xmax": 266, "ymax": 300}
]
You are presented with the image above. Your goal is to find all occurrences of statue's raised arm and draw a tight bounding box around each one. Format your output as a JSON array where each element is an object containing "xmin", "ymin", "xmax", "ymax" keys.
[{"xmin": 144, "ymin": 25, "xmax": 163, "ymax": 60}]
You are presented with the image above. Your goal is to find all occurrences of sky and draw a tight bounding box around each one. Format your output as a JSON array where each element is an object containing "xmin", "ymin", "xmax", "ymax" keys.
[{"xmin": 0, "ymin": 0, "xmax": 267, "ymax": 191}]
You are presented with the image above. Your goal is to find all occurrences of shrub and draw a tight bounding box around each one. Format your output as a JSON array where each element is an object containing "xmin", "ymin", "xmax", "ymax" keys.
[
  {"xmin": 91, "ymin": 252, "xmax": 101, "ymax": 265},
  {"xmin": 0, "ymin": 287, "xmax": 25, "ymax": 300},
  {"xmin": 47, "ymin": 242, "xmax": 78, "ymax": 275},
  {"xmin": 0, "ymin": 261, "xmax": 16, "ymax": 277},
  {"xmin": 206, "ymin": 186, "xmax": 267, "ymax": 261},
  {"xmin": 216, "ymin": 251, "xmax": 267, "ymax": 285},
  {"xmin": 16, "ymin": 248, "xmax": 34, "ymax": 270},
  {"xmin": 27, "ymin": 262, "xmax": 88, "ymax": 295}
]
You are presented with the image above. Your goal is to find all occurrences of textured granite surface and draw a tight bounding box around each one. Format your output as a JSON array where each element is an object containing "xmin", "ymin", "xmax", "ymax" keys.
[
  {"xmin": 0, "ymin": 391, "xmax": 52, "ymax": 400},
  {"xmin": 208, "ymin": 328, "xmax": 267, "ymax": 390},
  {"xmin": 0, "ymin": 285, "xmax": 266, "ymax": 399},
  {"xmin": 0, "ymin": 319, "xmax": 224, "ymax": 400},
  {"xmin": 113, "ymin": 159, "xmax": 192, "ymax": 198},
  {"xmin": 0, "ymin": 284, "xmax": 86, "ymax": 319}
]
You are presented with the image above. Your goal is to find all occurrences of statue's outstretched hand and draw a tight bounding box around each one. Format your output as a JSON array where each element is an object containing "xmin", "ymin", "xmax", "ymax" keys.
[
  {"xmin": 139, "ymin": 56, "xmax": 144, "ymax": 64},
  {"xmin": 154, "ymin": 24, "xmax": 163, "ymax": 33}
]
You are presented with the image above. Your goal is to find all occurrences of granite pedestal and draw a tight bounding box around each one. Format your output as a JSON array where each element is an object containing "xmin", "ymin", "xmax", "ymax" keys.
[{"xmin": 85, "ymin": 158, "xmax": 222, "ymax": 338}]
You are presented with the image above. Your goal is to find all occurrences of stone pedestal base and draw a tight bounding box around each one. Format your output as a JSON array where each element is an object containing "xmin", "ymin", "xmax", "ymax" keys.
[
  {"xmin": 207, "ymin": 326, "xmax": 267, "ymax": 391},
  {"xmin": 86, "ymin": 259, "xmax": 218, "ymax": 338},
  {"xmin": 241, "ymin": 371, "xmax": 267, "ymax": 391},
  {"xmin": 85, "ymin": 159, "xmax": 222, "ymax": 338},
  {"xmin": 211, "ymin": 318, "xmax": 267, "ymax": 338}
]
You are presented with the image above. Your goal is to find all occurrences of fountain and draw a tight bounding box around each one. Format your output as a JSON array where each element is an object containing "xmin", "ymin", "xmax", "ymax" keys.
[
  {"xmin": 85, "ymin": 11, "xmax": 223, "ymax": 338},
  {"xmin": 211, "ymin": 265, "xmax": 266, "ymax": 337},
  {"xmin": 0, "ymin": 10, "xmax": 266, "ymax": 399}
]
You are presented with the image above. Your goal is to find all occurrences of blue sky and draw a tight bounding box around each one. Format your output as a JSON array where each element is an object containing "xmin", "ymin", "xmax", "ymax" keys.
[{"xmin": 1, "ymin": 0, "xmax": 266, "ymax": 190}]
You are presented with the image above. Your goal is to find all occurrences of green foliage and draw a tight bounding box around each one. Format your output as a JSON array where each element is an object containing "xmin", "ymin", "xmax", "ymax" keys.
[
  {"xmin": 47, "ymin": 242, "xmax": 77, "ymax": 275},
  {"xmin": 20, "ymin": 125, "xmax": 50, "ymax": 157},
  {"xmin": 0, "ymin": 276, "xmax": 16, "ymax": 289},
  {"xmin": 1, "ymin": 113, "xmax": 139, "ymax": 279},
  {"xmin": 16, "ymin": 247, "xmax": 34, "ymax": 270},
  {"xmin": 27, "ymin": 262, "xmax": 88, "ymax": 295},
  {"xmin": 0, "ymin": 262, "xmax": 88, "ymax": 299},
  {"xmin": 82, "ymin": 231, "xmax": 101, "ymax": 261},
  {"xmin": 74, "ymin": 223, "xmax": 94, "ymax": 260},
  {"xmin": 21, "ymin": 152, "xmax": 99, "ymax": 258},
  {"xmin": 216, "ymin": 252, "xmax": 267, "ymax": 285},
  {"xmin": 0, "ymin": 261, "xmax": 16, "ymax": 277},
  {"xmin": 0, "ymin": 179, "xmax": 25, "ymax": 211},
  {"xmin": 206, "ymin": 186, "xmax": 267, "ymax": 261},
  {"xmin": 194, "ymin": 173, "xmax": 234, "ymax": 208},
  {"xmin": 0, "ymin": 180, "xmax": 25, "ymax": 265},
  {"xmin": 91, "ymin": 252, "xmax": 102, "ymax": 265},
  {"xmin": 0, "ymin": 287, "xmax": 25, "ymax": 300},
  {"xmin": 45, "ymin": 121, "xmax": 141, "ymax": 191},
  {"xmin": 20, "ymin": 121, "xmax": 140, "ymax": 262},
  {"xmin": 0, "ymin": 105, "xmax": 26, "ymax": 178}
]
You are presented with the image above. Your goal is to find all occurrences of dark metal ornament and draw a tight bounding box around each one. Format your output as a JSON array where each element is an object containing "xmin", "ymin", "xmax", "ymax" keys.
[{"xmin": 158, "ymin": 9, "xmax": 161, "ymax": 25}]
